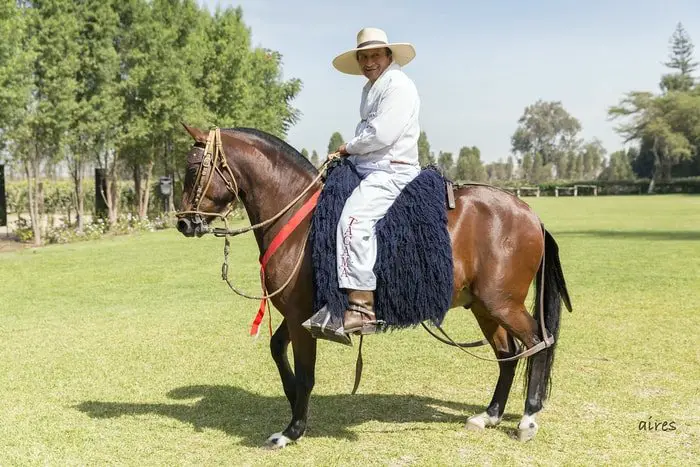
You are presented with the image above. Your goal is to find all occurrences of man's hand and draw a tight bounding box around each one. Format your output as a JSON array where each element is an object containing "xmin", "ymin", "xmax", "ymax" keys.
[{"xmin": 327, "ymin": 143, "xmax": 348, "ymax": 161}]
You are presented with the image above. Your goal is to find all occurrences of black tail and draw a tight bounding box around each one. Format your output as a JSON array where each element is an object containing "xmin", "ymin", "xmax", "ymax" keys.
[{"xmin": 525, "ymin": 228, "xmax": 572, "ymax": 403}]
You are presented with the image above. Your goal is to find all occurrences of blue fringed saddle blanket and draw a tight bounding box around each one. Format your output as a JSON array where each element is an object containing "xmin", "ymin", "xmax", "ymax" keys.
[{"xmin": 310, "ymin": 159, "xmax": 454, "ymax": 331}]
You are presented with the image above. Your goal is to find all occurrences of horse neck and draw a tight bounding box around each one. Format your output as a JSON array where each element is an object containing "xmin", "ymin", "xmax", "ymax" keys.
[{"xmin": 226, "ymin": 140, "xmax": 317, "ymax": 252}]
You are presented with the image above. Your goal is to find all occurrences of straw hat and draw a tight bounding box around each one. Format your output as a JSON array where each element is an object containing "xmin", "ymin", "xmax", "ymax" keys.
[{"xmin": 332, "ymin": 27, "xmax": 416, "ymax": 75}]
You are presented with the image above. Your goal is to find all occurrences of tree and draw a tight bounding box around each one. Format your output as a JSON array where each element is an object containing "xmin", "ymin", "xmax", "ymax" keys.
[
  {"xmin": 505, "ymin": 156, "xmax": 514, "ymax": 180},
  {"xmin": 454, "ymin": 146, "xmax": 485, "ymax": 182},
  {"xmin": 437, "ymin": 150, "xmax": 453, "ymax": 177},
  {"xmin": 599, "ymin": 149, "xmax": 634, "ymax": 181},
  {"xmin": 580, "ymin": 139, "xmax": 606, "ymax": 179},
  {"xmin": 530, "ymin": 151, "xmax": 553, "ymax": 183},
  {"xmin": 0, "ymin": 0, "xmax": 306, "ymax": 230},
  {"xmin": 609, "ymin": 91, "xmax": 695, "ymax": 191},
  {"xmin": 519, "ymin": 153, "xmax": 533, "ymax": 180},
  {"xmin": 0, "ymin": 0, "xmax": 34, "ymax": 151},
  {"xmin": 300, "ymin": 148, "xmax": 309, "ymax": 159},
  {"xmin": 18, "ymin": 0, "xmax": 81, "ymax": 245},
  {"xmin": 484, "ymin": 157, "xmax": 514, "ymax": 182},
  {"xmin": 311, "ymin": 149, "xmax": 319, "ymax": 167},
  {"xmin": 327, "ymin": 131, "xmax": 344, "ymax": 155},
  {"xmin": 511, "ymin": 100, "xmax": 582, "ymax": 180},
  {"xmin": 660, "ymin": 22, "xmax": 697, "ymax": 93},
  {"xmin": 70, "ymin": 0, "xmax": 122, "ymax": 228},
  {"xmin": 417, "ymin": 131, "xmax": 434, "ymax": 167}
]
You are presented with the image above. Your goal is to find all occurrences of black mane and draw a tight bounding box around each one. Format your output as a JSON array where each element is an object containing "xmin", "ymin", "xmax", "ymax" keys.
[{"xmin": 225, "ymin": 127, "xmax": 318, "ymax": 175}]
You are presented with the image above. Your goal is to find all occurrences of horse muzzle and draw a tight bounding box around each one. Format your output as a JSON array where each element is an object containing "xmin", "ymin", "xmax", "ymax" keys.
[{"xmin": 176, "ymin": 215, "xmax": 209, "ymax": 237}]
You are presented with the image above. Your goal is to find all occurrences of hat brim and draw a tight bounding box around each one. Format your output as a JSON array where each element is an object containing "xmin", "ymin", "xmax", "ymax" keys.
[{"xmin": 332, "ymin": 42, "xmax": 416, "ymax": 75}]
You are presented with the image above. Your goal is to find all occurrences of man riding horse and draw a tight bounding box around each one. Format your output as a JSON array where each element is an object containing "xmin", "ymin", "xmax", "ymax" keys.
[{"xmin": 303, "ymin": 27, "xmax": 422, "ymax": 345}]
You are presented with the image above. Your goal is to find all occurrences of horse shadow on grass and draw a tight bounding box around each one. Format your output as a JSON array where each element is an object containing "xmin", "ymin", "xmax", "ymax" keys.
[{"xmin": 76, "ymin": 384, "xmax": 520, "ymax": 446}]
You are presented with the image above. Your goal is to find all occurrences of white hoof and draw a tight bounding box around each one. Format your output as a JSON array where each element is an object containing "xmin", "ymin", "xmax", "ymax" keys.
[
  {"xmin": 517, "ymin": 414, "xmax": 539, "ymax": 442},
  {"xmin": 465, "ymin": 412, "xmax": 501, "ymax": 431},
  {"xmin": 265, "ymin": 432, "xmax": 293, "ymax": 449}
]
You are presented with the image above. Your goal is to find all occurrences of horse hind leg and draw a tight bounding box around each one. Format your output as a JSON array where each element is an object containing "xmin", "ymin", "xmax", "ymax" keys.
[
  {"xmin": 519, "ymin": 237, "xmax": 568, "ymax": 443},
  {"xmin": 266, "ymin": 317, "xmax": 317, "ymax": 449},
  {"xmin": 478, "ymin": 297, "xmax": 548, "ymax": 442},
  {"xmin": 466, "ymin": 305, "xmax": 520, "ymax": 431}
]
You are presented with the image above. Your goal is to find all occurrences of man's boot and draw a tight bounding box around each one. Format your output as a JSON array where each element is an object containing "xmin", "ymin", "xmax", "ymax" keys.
[{"xmin": 343, "ymin": 289, "xmax": 383, "ymax": 335}]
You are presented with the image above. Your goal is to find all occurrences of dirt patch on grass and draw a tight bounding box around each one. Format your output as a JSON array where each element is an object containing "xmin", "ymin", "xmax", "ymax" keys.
[{"xmin": 0, "ymin": 235, "xmax": 29, "ymax": 253}]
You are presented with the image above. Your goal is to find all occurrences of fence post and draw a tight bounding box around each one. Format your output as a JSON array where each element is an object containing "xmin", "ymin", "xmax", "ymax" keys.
[
  {"xmin": 95, "ymin": 168, "xmax": 108, "ymax": 220},
  {"xmin": 0, "ymin": 164, "xmax": 6, "ymax": 228},
  {"xmin": 158, "ymin": 176, "xmax": 172, "ymax": 214}
]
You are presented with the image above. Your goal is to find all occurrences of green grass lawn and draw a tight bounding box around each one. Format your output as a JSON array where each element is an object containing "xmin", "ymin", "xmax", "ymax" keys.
[{"xmin": 1, "ymin": 195, "xmax": 698, "ymax": 465}]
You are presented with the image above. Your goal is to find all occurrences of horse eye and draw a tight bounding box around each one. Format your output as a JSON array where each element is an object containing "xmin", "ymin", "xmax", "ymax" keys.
[{"xmin": 187, "ymin": 151, "xmax": 203, "ymax": 164}]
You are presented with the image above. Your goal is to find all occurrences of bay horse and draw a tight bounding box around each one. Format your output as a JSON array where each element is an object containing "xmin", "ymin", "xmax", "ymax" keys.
[{"xmin": 176, "ymin": 125, "xmax": 572, "ymax": 448}]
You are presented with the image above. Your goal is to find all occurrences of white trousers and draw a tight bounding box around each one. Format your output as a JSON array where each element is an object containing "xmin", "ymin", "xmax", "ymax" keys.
[{"xmin": 337, "ymin": 162, "xmax": 420, "ymax": 290}]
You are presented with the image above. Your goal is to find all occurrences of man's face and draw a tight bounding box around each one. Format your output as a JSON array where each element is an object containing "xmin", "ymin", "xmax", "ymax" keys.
[{"xmin": 357, "ymin": 48, "xmax": 392, "ymax": 83}]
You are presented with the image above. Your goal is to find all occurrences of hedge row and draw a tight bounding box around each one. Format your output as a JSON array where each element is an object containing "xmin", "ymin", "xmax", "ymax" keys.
[
  {"xmin": 491, "ymin": 177, "xmax": 700, "ymax": 195},
  {"xmin": 4, "ymin": 178, "xmax": 177, "ymax": 218}
]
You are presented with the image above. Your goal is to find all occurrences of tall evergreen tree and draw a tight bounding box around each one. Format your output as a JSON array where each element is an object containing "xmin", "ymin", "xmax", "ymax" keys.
[
  {"xmin": 327, "ymin": 132, "xmax": 344, "ymax": 155},
  {"xmin": 660, "ymin": 22, "xmax": 697, "ymax": 92},
  {"xmin": 417, "ymin": 131, "xmax": 434, "ymax": 167}
]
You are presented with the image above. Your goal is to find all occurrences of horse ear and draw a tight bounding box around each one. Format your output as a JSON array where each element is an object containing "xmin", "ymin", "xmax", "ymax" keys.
[{"xmin": 181, "ymin": 122, "xmax": 208, "ymax": 144}]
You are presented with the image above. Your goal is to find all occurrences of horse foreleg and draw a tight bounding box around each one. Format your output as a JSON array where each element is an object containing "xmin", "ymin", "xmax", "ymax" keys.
[
  {"xmin": 266, "ymin": 317, "xmax": 317, "ymax": 449},
  {"xmin": 270, "ymin": 319, "xmax": 296, "ymax": 409},
  {"xmin": 466, "ymin": 307, "xmax": 519, "ymax": 431}
]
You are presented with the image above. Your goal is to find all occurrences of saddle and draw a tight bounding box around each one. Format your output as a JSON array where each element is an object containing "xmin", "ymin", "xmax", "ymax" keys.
[{"xmin": 309, "ymin": 160, "xmax": 455, "ymax": 334}]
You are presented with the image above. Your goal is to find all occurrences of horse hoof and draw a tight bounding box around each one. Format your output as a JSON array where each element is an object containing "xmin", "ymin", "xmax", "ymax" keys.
[
  {"xmin": 465, "ymin": 412, "xmax": 500, "ymax": 431},
  {"xmin": 265, "ymin": 432, "xmax": 293, "ymax": 449},
  {"xmin": 517, "ymin": 415, "xmax": 539, "ymax": 442}
]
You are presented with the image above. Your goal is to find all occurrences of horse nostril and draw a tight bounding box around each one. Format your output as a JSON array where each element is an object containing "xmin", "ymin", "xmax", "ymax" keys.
[{"xmin": 177, "ymin": 219, "xmax": 191, "ymax": 233}]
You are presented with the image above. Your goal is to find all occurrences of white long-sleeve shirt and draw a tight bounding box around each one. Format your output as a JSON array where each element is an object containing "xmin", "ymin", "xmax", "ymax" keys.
[{"xmin": 345, "ymin": 61, "xmax": 421, "ymax": 171}]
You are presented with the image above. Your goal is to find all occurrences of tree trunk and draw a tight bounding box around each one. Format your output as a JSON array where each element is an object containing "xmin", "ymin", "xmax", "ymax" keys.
[
  {"xmin": 106, "ymin": 150, "xmax": 119, "ymax": 225},
  {"xmin": 135, "ymin": 160, "xmax": 154, "ymax": 219},
  {"xmin": 24, "ymin": 158, "xmax": 42, "ymax": 246},
  {"xmin": 77, "ymin": 178, "xmax": 84, "ymax": 230},
  {"xmin": 70, "ymin": 159, "xmax": 84, "ymax": 232},
  {"xmin": 133, "ymin": 163, "xmax": 142, "ymax": 217},
  {"xmin": 164, "ymin": 138, "xmax": 175, "ymax": 213},
  {"xmin": 648, "ymin": 137, "xmax": 660, "ymax": 194}
]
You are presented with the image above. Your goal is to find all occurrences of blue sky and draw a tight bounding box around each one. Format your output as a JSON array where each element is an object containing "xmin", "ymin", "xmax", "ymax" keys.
[{"xmin": 199, "ymin": 0, "xmax": 700, "ymax": 163}]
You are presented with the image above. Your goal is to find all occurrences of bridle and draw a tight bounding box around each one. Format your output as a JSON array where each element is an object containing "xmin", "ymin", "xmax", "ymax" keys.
[
  {"xmin": 176, "ymin": 127, "xmax": 335, "ymax": 301},
  {"xmin": 176, "ymin": 127, "xmax": 240, "ymax": 236},
  {"xmin": 177, "ymin": 127, "xmax": 332, "ymax": 238}
]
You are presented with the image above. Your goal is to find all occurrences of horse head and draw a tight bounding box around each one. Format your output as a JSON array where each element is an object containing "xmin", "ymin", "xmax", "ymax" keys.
[{"xmin": 177, "ymin": 124, "xmax": 241, "ymax": 237}]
